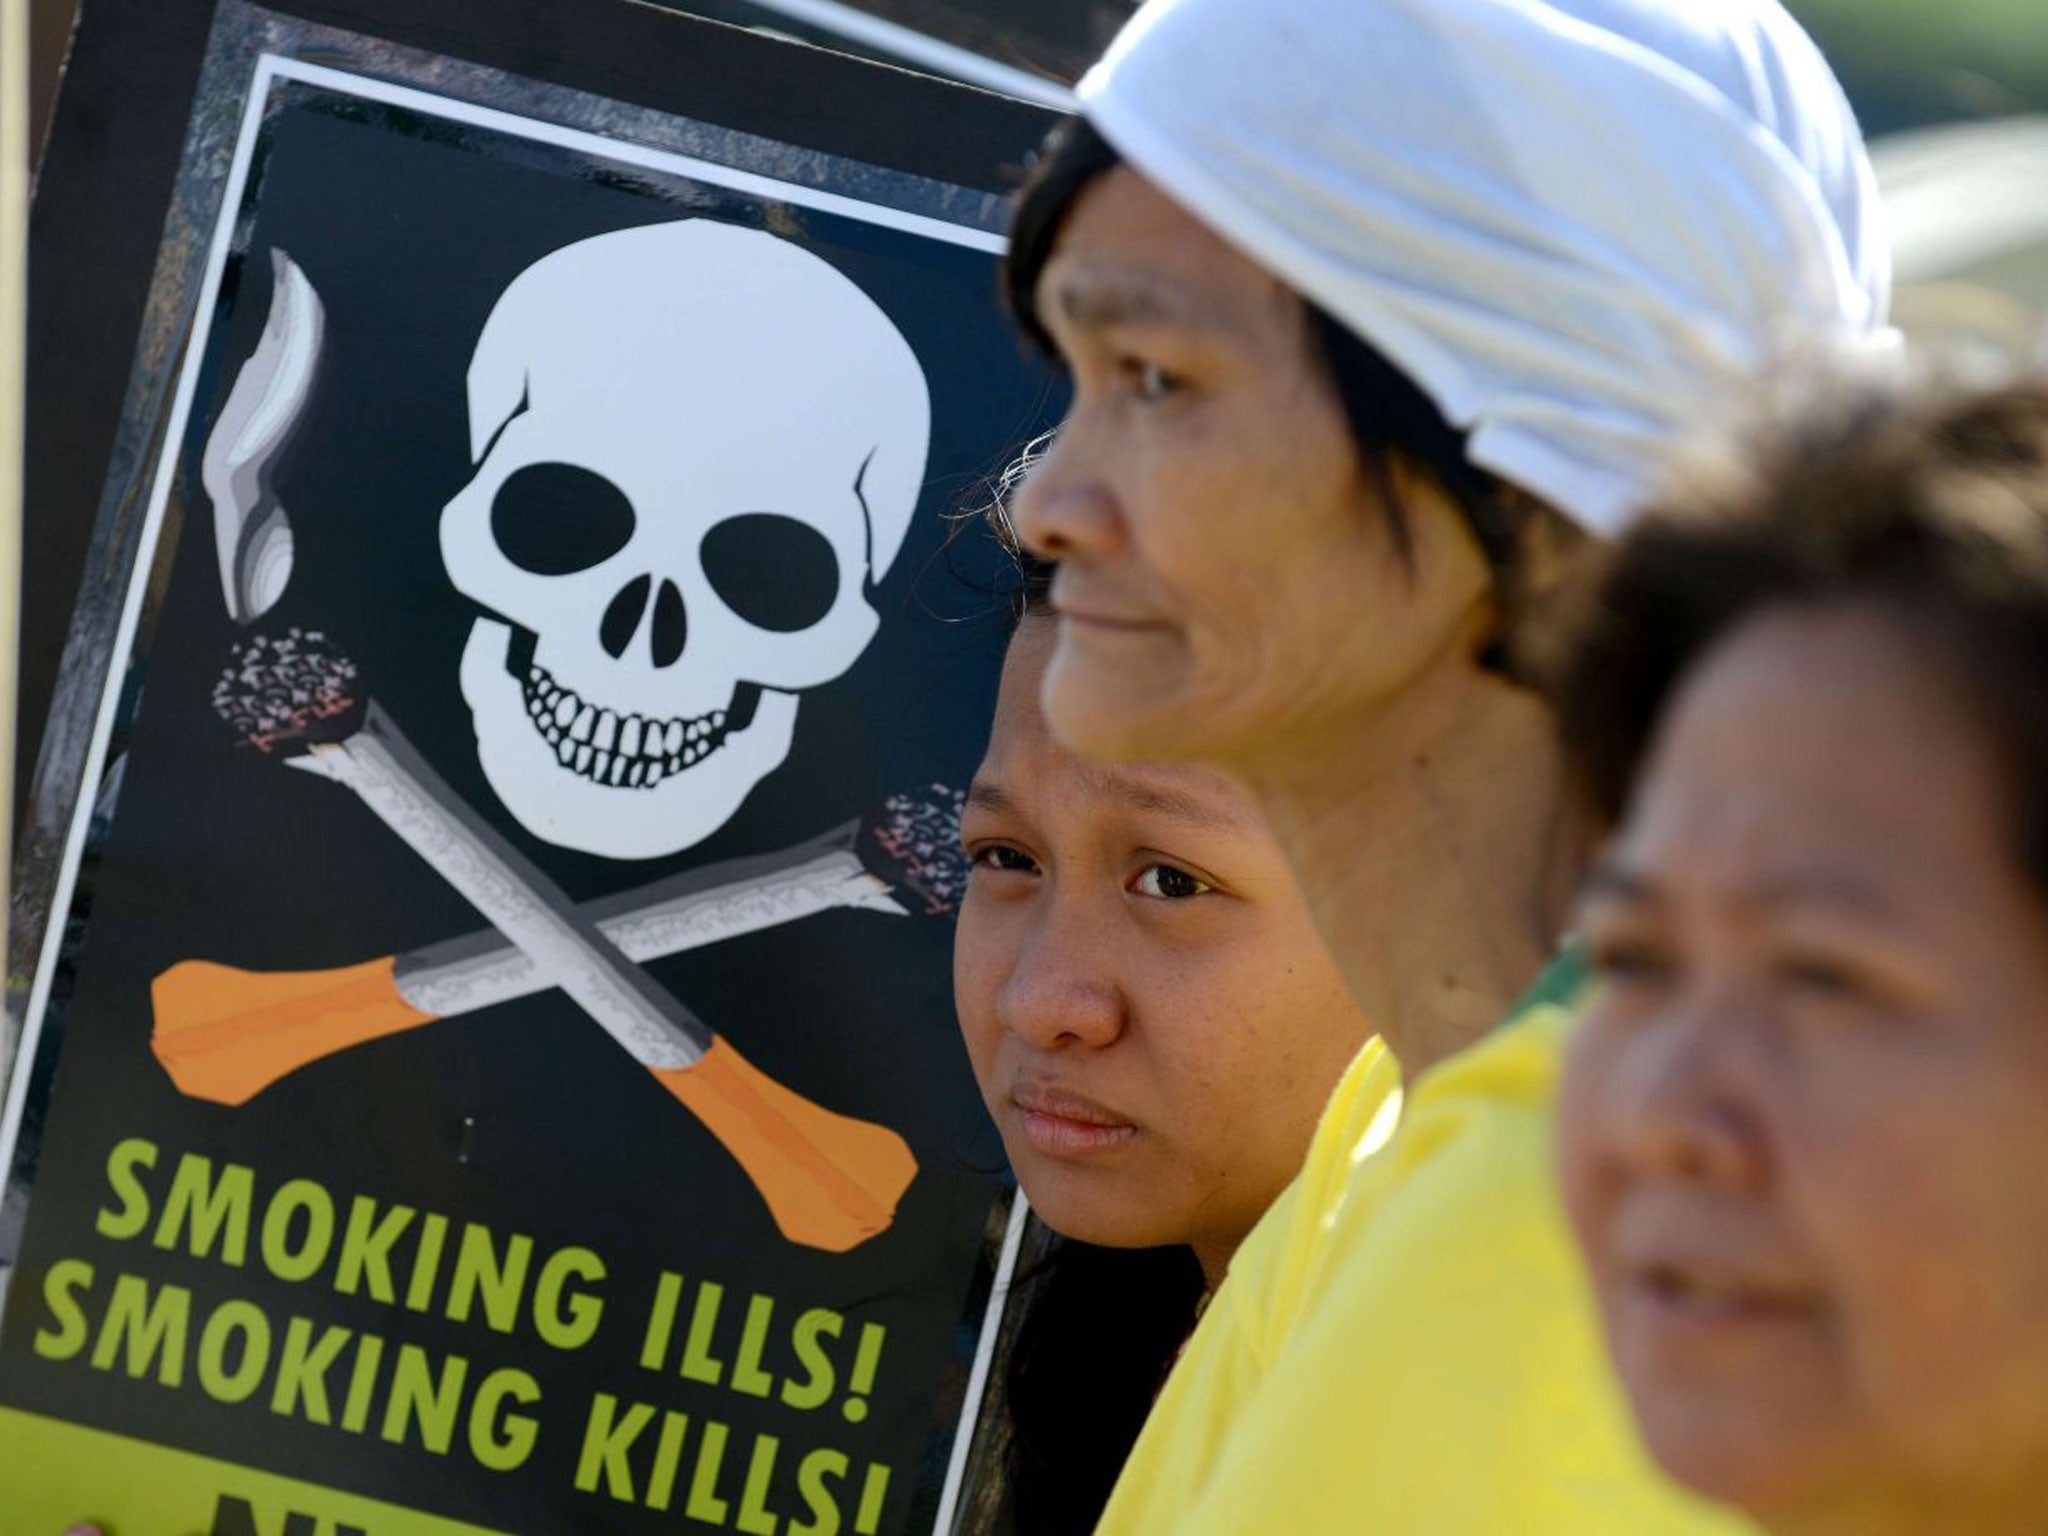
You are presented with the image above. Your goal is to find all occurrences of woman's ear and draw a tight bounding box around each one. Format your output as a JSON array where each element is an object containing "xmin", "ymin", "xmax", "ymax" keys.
[
  {"xmin": 1505, "ymin": 487, "xmax": 1592, "ymax": 601},
  {"xmin": 1492, "ymin": 486, "xmax": 1599, "ymax": 688}
]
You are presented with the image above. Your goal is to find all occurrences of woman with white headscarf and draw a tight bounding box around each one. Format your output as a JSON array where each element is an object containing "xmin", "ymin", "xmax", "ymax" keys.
[{"xmin": 996, "ymin": 0, "xmax": 1888, "ymax": 1529}]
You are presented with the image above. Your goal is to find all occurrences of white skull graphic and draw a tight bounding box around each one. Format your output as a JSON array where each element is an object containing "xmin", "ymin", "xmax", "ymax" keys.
[{"xmin": 440, "ymin": 219, "xmax": 931, "ymax": 859}]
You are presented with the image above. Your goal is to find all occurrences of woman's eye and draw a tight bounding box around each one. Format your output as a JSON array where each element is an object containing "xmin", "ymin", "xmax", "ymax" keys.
[
  {"xmin": 1133, "ymin": 863, "xmax": 1212, "ymax": 900},
  {"xmin": 969, "ymin": 844, "xmax": 1039, "ymax": 876},
  {"xmin": 1589, "ymin": 937, "xmax": 1675, "ymax": 988},
  {"xmin": 1119, "ymin": 357, "xmax": 1184, "ymax": 402},
  {"xmin": 1776, "ymin": 954, "xmax": 1863, "ymax": 999}
]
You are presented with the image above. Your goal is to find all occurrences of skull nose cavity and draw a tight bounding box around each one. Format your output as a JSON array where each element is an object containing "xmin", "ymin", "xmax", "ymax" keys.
[
  {"xmin": 599, "ymin": 575, "xmax": 690, "ymax": 667},
  {"xmin": 652, "ymin": 579, "xmax": 688, "ymax": 668},
  {"xmin": 601, "ymin": 574, "xmax": 651, "ymax": 660}
]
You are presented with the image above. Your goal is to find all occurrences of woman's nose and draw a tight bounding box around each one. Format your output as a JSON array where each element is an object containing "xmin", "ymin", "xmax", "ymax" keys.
[
  {"xmin": 1609, "ymin": 993, "xmax": 1767, "ymax": 1192},
  {"xmin": 996, "ymin": 900, "xmax": 1128, "ymax": 1051},
  {"xmin": 1010, "ymin": 426, "xmax": 1126, "ymax": 565}
]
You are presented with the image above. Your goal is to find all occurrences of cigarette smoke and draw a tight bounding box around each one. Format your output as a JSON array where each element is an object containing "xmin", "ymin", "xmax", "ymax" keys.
[
  {"xmin": 212, "ymin": 629, "xmax": 360, "ymax": 751},
  {"xmin": 873, "ymin": 785, "xmax": 968, "ymax": 916}
]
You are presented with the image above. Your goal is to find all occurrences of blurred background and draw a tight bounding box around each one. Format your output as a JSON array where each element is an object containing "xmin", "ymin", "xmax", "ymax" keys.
[
  {"xmin": 26, "ymin": 0, "xmax": 2042, "ymax": 340},
  {"xmin": 15, "ymin": 0, "xmax": 2048, "ymax": 808},
  {"xmin": 21, "ymin": 0, "xmax": 2048, "ymax": 427}
]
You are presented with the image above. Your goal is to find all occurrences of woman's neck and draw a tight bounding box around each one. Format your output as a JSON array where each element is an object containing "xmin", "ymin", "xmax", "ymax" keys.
[
  {"xmin": 1767, "ymin": 1472, "xmax": 2048, "ymax": 1536},
  {"xmin": 1241, "ymin": 652, "xmax": 1587, "ymax": 1079},
  {"xmin": 1189, "ymin": 1235, "xmax": 1237, "ymax": 1291}
]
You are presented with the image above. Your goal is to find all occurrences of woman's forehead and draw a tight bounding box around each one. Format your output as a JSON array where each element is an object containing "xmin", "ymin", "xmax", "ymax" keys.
[
  {"xmin": 1039, "ymin": 167, "xmax": 1296, "ymax": 340},
  {"xmin": 1616, "ymin": 608, "xmax": 2019, "ymax": 914},
  {"xmin": 969, "ymin": 752, "xmax": 1260, "ymax": 837}
]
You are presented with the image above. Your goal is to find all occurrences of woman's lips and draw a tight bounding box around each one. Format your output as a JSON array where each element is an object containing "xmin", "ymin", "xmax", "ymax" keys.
[
  {"xmin": 1011, "ymin": 1084, "xmax": 1139, "ymax": 1157},
  {"xmin": 1061, "ymin": 608, "xmax": 1152, "ymax": 627},
  {"xmin": 1621, "ymin": 1261, "xmax": 1823, "ymax": 1346},
  {"xmin": 1048, "ymin": 578, "xmax": 1167, "ymax": 634}
]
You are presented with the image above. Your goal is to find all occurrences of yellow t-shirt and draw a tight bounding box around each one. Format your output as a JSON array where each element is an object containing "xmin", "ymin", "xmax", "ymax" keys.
[{"xmin": 1093, "ymin": 955, "xmax": 1753, "ymax": 1535}]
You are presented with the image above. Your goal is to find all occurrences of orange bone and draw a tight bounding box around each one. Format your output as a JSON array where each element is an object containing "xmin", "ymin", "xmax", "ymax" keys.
[
  {"xmin": 657, "ymin": 1039, "xmax": 918, "ymax": 1253},
  {"xmin": 152, "ymin": 956, "xmax": 433, "ymax": 1106},
  {"xmin": 154, "ymin": 958, "xmax": 918, "ymax": 1251}
]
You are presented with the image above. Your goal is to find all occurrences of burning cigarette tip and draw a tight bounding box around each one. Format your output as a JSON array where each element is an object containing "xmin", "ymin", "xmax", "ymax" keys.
[
  {"xmin": 873, "ymin": 784, "xmax": 968, "ymax": 916},
  {"xmin": 213, "ymin": 628, "xmax": 362, "ymax": 752}
]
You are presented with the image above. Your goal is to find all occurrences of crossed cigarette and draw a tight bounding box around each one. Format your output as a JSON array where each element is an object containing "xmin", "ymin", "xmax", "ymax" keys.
[
  {"xmin": 152, "ymin": 821, "xmax": 900, "ymax": 1103},
  {"xmin": 176, "ymin": 697, "xmax": 921, "ymax": 1254}
]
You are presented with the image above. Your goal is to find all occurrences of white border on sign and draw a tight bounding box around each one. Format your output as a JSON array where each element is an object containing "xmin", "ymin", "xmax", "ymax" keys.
[
  {"xmin": 0, "ymin": 51, "xmax": 1027, "ymax": 1534},
  {"xmin": 933, "ymin": 1188, "xmax": 1031, "ymax": 1535}
]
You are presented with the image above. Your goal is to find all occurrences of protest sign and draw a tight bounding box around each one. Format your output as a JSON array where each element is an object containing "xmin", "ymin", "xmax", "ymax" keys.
[{"xmin": 0, "ymin": 2, "xmax": 1058, "ymax": 1529}]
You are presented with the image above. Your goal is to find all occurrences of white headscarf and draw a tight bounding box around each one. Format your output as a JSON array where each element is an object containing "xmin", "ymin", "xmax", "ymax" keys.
[{"xmin": 1077, "ymin": 0, "xmax": 1894, "ymax": 534}]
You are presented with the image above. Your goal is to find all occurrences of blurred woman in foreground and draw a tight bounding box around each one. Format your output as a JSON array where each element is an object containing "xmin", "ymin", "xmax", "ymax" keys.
[{"xmin": 1557, "ymin": 379, "xmax": 2048, "ymax": 1536}]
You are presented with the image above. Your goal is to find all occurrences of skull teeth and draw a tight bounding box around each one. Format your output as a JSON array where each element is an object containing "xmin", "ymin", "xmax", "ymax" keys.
[{"xmin": 521, "ymin": 665, "xmax": 741, "ymax": 793}]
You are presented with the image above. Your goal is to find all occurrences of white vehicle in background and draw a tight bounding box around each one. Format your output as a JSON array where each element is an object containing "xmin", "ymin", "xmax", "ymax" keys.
[{"xmin": 1874, "ymin": 114, "xmax": 2048, "ymax": 371}]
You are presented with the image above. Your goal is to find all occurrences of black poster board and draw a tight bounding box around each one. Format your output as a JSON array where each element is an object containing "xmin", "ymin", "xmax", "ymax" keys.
[{"xmin": 1, "ymin": 2, "xmax": 1061, "ymax": 1529}]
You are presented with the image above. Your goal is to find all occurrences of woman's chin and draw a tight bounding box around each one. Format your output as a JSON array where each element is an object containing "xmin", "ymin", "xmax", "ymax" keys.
[
  {"xmin": 1627, "ymin": 1385, "xmax": 1865, "ymax": 1527},
  {"xmin": 1015, "ymin": 1165, "xmax": 1182, "ymax": 1252},
  {"xmin": 1040, "ymin": 635, "xmax": 1200, "ymax": 765},
  {"xmin": 1038, "ymin": 1209, "xmax": 1179, "ymax": 1252}
]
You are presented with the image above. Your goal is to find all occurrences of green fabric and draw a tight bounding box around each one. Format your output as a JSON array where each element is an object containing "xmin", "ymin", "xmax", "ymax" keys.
[{"xmin": 1508, "ymin": 940, "xmax": 1590, "ymax": 1023}]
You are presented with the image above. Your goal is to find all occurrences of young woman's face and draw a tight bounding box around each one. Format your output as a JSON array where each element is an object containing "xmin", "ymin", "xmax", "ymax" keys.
[
  {"xmin": 1012, "ymin": 166, "xmax": 1492, "ymax": 770},
  {"xmin": 1562, "ymin": 606, "xmax": 2048, "ymax": 1536},
  {"xmin": 955, "ymin": 620, "xmax": 1368, "ymax": 1279}
]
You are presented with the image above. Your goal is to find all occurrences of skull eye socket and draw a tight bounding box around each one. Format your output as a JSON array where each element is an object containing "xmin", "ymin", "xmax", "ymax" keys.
[
  {"xmin": 490, "ymin": 463, "xmax": 636, "ymax": 577},
  {"xmin": 701, "ymin": 513, "xmax": 840, "ymax": 633}
]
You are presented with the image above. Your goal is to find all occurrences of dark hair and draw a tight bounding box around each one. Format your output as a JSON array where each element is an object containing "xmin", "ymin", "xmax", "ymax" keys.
[
  {"xmin": 1004, "ymin": 117, "xmax": 1125, "ymax": 362},
  {"xmin": 1550, "ymin": 379, "xmax": 2048, "ymax": 888},
  {"xmin": 978, "ymin": 434, "xmax": 1058, "ymax": 621},
  {"xmin": 1000, "ymin": 1237, "xmax": 1207, "ymax": 1535},
  {"xmin": 1002, "ymin": 118, "xmax": 1531, "ymax": 621}
]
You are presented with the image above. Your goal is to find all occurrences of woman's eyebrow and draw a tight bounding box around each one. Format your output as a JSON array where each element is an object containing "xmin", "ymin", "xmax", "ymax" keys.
[
  {"xmin": 1737, "ymin": 870, "xmax": 1905, "ymax": 921},
  {"xmin": 1052, "ymin": 271, "xmax": 1242, "ymax": 339},
  {"xmin": 1106, "ymin": 776, "xmax": 1248, "ymax": 834},
  {"xmin": 966, "ymin": 778, "xmax": 1019, "ymax": 817},
  {"xmin": 1584, "ymin": 859, "xmax": 1908, "ymax": 922}
]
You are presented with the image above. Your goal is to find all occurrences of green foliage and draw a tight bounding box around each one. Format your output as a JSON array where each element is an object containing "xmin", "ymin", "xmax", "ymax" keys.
[{"xmin": 1791, "ymin": 0, "xmax": 2048, "ymax": 132}]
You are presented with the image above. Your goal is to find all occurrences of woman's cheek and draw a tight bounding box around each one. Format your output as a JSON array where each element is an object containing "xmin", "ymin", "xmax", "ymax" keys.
[
  {"xmin": 1556, "ymin": 1017, "xmax": 1625, "ymax": 1253},
  {"xmin": 950, "ymin": 908, "xmax": 1009, "ymax": 1086}
]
